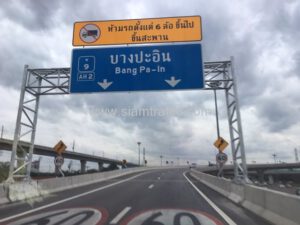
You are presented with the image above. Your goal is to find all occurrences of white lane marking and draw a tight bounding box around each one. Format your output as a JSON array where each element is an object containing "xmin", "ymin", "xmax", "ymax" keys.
[
  {"xmin": 110, "ymin": 206, "xmax": 132, "ymax": 224},
  {"xmin": 158, "ymin": 177, "xmax": 160, "ymax": 180},
  {"xmin": 0, "ymin": 172, "xmax": 149, "ymax": 223},
  {"xmin": 183, "ymin": 172, "xmax": 237, "ymax": 225},
  {"xmin": 148, "ymin": 184, "xmax": 154, "ymax": 189}
]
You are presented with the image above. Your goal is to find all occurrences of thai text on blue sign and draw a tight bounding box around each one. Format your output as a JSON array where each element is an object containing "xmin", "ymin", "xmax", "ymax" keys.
[{"xmin": 70, "ymin": 43, "xmax": 203, "ymax": 93}]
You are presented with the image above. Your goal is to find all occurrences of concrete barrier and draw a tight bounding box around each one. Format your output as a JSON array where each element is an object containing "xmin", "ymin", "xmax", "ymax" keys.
[
  {"xmin": 242, "ymin": 185, "xmax": 265, "ymax": 215},
  {"xmin": 38, "ymin": 176, "xmax": 73, "ymax": 193},
  {"xmin": 0, "ymin": 167, "xmax": 152, "ymax": 204},
  {"xmin": 37, "ymin": 167, "xmax": 150, "ymax": 194},
  {"xmin": 229, "ymin": 182, "xmax": 244, "ymax": 203},
  {"xmin": 191, "ymin": 169, "xmax": 231, "ymax": 197},
  {"xmin": 263, "ymin": 188, "xmax": 300, "ymax": 225},
  {"xmin": 8, "ymin": 180, "xmax": 42, "ymax": 202},
  {"xmin": 190, "ymin": 169, "xmax": 300, "ymax": 225}
]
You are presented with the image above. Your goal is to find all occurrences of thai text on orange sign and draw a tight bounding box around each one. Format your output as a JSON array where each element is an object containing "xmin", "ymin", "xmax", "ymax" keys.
[{"xmin": 73, "ymin": 16, "xmax": 202, "ymax": 46}]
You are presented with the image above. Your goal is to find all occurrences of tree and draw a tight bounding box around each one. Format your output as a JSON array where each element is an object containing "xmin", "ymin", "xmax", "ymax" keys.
[{"xmin": 0, "ymin": 162, "xmax": 9, "ymax": 183}]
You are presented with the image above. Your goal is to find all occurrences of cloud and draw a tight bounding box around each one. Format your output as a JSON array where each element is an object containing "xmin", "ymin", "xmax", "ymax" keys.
[{"xmin": 0, "ymin": 0, "xmax": 60, "ymax": 31}]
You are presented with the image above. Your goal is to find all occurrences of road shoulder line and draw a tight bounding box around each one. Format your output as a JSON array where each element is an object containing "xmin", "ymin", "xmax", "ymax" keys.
[
  {"xmin": 183, "ymin": 171, "xmax": 237, "ymax": 225},
  {"xmin": 0, "ymin": 172, "xmax": 149, "ymax": 223}
]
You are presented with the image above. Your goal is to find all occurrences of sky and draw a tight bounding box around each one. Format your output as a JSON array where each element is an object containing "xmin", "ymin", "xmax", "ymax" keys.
[{"xmin": 0, "ymin": 0, "xmax": 300, "ymax": 169}]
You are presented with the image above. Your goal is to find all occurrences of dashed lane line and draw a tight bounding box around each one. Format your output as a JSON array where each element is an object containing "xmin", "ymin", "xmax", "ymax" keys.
[
  {"xmin": 110, "ymin": 206, "xmax": 132, "ymax": 224},
  {"xmin": 0, "ymin": 172, "xmax": 150, "ymax": 223}
]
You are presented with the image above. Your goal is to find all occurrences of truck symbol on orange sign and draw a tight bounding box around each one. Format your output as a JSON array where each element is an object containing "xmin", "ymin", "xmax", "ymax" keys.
[{"xmin": 82, "ymin": 30, "xmax": 98, "ymax": 38}]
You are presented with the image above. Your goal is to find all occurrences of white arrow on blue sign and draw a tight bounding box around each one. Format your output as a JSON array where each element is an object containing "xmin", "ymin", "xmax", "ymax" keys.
[{"xmin": 70, "ymin": 43, "xmax": 203, "ymax": 93}]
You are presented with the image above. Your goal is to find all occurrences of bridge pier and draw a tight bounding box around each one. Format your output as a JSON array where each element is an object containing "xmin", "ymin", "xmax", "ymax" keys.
[
  {"xmin": 55, "ymin": 165, "xmax": 59, "ymax": 176},
  {"xmin": 98, "ymin": 162, "xmax": 103, "ymax": 172},
  {"xmin": 80, "ymin": 160, "xmax": 86, "ymax": 173},
  {"xmin": 257, "ymin": 169, "xmax": 265, "ymax": 183},
  {"xmin": 268, "ymin": 175, "xmax": 274, "ymax": 185}
]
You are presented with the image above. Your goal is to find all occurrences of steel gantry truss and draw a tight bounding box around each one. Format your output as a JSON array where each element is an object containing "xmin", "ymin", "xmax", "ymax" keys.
[
  {"xmin": 204, "ymin": 57, "xmax": 250, "ymax": 183},
  {"xmin": 7, "ymin": 58, "xmax": 249, "ymax": 183},
  {"xmin": 7, "ymin": 66, "xmax": 70, "ymax": 182}
]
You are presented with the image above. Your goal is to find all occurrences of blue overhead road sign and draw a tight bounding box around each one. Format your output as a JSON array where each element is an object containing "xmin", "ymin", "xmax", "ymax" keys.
[{"xmin": 70, "ymin": 44, "xmax": 203, "ymax": 93}]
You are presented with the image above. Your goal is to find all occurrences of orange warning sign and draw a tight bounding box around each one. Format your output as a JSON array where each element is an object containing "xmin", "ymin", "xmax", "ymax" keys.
[
  {"xmin": 214, "ymin": 137, "xmax": 229, "ymax": 152},
  {"xmin": 73, "ymin": 16, "xmax": 202, "ymax": 46},
  {"xmin": 54, "ymin": 140, "xmax": 67, "ymax": 155}
]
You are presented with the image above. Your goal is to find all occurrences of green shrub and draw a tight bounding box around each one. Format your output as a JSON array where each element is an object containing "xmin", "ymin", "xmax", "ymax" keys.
[{"xmin": 0, "ymin": 162, "xmax": 9, "ymax": 183}]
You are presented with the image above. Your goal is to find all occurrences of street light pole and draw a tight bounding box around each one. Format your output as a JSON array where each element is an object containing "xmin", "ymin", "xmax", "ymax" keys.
[
  {"xmin": 137, "ymin": 142, "xmax": 141, "ymax": 166},
  {"xmin": 294, "ymin": 148, "xmax": 299, "ymax": 162},
  {"xmin": 72, "ymin": 140, "xmax": 75, "ymax": 152},
  {"xmin": 272, "ymin": 153, "xmax": 277, "ymax": 163},
  {"xmin": 160, "ymin": 155, "xmax": 163, "ymax": 167},
  {"xmin": 1, "ymin": 125, "xmax": 3, "ymax": 139},
  {"xmin": 143, "ymin": 147, "xmax": 146, "ymax": 166},
  {"xmin": 214, "ymin": 89, "xmax": 220, "ymax": 138}
]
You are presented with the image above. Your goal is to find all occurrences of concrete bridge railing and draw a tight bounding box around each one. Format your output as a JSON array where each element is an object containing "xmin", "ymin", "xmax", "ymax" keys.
[
  {"xmin": 0, "ymin": 167, "xmax": 155, "ymax": 204},
  {"xmin": 191, "ymin": 169, "xmax": 300, "ymax": 225}
]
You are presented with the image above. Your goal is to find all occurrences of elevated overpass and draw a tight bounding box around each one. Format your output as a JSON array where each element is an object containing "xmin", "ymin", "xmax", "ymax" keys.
[
  {"xmin": 200, "ymin": 163, "xmax": 300, "ymax": 172},
  {"xmin": 0, "ymin": 138, "xmax": 138, "ymax": 173},
  {"xmin": 198, "ymin": 162, "xmax": 300, "ymax": 183}
]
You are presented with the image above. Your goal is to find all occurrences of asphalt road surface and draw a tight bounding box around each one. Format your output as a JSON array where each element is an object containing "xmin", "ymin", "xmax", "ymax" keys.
[{"xmin": 0, "ymin": 168, "xmax": 272, "ymax": 225}]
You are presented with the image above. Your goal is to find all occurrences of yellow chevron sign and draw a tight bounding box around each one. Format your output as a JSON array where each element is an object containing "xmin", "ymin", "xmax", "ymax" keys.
[
  {"xmin": 214, "ymin": 137, "xmax": 229, "ymax": 152},
  {"xmin": 54, "ymin": 140, "xmax": 67, "ymax": 155}
]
